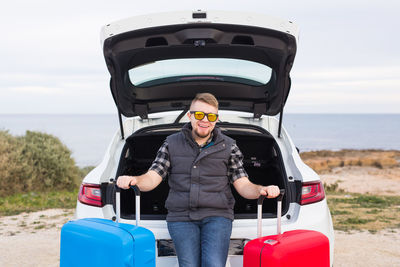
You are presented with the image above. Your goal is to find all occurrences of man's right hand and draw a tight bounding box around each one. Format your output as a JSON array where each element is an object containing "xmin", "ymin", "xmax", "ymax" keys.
[{"xmin": 116, "ymin": 175, "xmax": 137, "ymax": 189}]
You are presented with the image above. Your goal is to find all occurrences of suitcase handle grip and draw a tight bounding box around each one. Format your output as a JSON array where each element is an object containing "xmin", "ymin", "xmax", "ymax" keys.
[
  {"xmin": 114, "ymin": 184, "xmax": 140, "ymax": 195},
  {"xmin": 130, "ymin": 185, "xmax": 141, "ymax": 196},
  {"xmin": 257, "ymin": 189, "xmax": 285, "ymax": 205},
  {"xmin": 257, "ymin": 189, "xmax": 285, "ymax": 238}
]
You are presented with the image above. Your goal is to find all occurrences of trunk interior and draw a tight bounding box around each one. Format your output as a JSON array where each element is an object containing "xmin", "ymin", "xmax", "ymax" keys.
[{"xmin": 114, "ymin": 122, "xmax": 288, "ymax": 220}]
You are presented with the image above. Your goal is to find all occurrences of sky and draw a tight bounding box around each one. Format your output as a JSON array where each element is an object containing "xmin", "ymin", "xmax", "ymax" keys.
[{"xmin": 0, "ymin": 0, "xmax": 399, "ymax": 114}]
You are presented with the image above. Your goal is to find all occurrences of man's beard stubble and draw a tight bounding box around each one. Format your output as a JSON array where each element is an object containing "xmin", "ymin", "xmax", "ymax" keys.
[{"xmin": 193, "ymin": 128, "xmax": 212, "ymax": 139}]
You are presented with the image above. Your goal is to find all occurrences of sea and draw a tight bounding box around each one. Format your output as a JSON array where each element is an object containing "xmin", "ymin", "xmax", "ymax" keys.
[{"xmin": 1, "ymin": 114, "xmax": 399, "ymax": 167}]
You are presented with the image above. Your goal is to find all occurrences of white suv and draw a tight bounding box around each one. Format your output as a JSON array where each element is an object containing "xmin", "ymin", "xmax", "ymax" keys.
[{"xmin": 75, "ymin": 10, "xmax": 334, "ymax": 266}]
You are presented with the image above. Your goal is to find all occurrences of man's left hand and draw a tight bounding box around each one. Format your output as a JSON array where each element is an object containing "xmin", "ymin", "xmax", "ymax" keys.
[{"xmin": 260, "ymin": 185, "xmax": 280, "ymax": 198}]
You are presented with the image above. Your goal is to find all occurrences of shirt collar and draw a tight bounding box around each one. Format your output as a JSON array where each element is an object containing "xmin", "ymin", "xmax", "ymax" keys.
[
  {"xmin": 199, "ymin": 133, "xmax": 214, "ymax": 148},
  {"xmin": 182, "ymin": 123, "xmax": 218, "ymax": 148}
]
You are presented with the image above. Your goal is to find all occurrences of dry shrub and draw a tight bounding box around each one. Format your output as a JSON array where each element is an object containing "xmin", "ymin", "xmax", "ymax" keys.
[
  {"xmin": 326, "ymin": 158, "xmax": 343, "ymax": 168},
  {"xmin": 0, "ymin": 131, "xmax": 27, "ymax": 195},
  {"xmin": 300, "ymin": 149, "xmax": 400, "ymax": 173},
  {"xmin": 373, "ymin": 157, "xmax": 397, "ymax": 168},
  {"xmin": 0, "ymin": 130, "xmax": 81, "ymax": 197}
]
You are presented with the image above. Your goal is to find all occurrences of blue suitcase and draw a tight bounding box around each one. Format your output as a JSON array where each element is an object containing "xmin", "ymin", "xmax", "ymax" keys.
[{"xmin": 60, "ymin": 185, "xmax": 155, "ymax": 267}]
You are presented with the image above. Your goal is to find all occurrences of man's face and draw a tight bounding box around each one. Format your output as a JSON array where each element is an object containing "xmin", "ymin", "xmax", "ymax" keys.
[{"xmin": 188, "ymin": 100, "xmax": 218, "ymax": 140}]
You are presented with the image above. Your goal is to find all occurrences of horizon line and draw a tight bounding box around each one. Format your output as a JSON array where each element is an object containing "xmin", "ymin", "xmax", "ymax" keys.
[{"xmin": 1, "ymin": 112, "xmax": 400, "ymax": 116}]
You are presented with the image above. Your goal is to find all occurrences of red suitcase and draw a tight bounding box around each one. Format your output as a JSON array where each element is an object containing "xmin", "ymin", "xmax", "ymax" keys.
[{"xmin": 243, "ymin": 190, "xmax": 330, "ymax": 267}]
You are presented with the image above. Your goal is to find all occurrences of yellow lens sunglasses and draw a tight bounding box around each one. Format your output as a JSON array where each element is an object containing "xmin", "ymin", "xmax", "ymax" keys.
[{"xmin": 189, "ymin": 111, "xmax": 219, "ymax": 122}]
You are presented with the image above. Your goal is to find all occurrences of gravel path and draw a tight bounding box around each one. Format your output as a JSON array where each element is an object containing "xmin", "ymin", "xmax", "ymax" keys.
[
  {"xmin": 334, "ymin": 229, "xmax": 400, "ymax": 267},
  {"xmin": 0, "ymin": 229, "xmax": 60, "ymax": 267},
  {"xmin": 320, "ymin": 166, "xmax": 400, "ymax": 196},
  {"xmin": 0, "ymin": 209, "xmax": 71, "ymax": 267}
]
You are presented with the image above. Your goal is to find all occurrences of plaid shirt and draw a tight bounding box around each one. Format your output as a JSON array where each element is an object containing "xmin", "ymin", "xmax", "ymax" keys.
[{"xmin": 149, "ymin": 139, "xmax": 248, "ymax": 183}]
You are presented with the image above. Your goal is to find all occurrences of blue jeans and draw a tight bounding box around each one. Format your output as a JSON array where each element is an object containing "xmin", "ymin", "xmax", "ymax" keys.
[{"xmin": 167, "ymin": 216, "xmax": 233, "ymax": 267}]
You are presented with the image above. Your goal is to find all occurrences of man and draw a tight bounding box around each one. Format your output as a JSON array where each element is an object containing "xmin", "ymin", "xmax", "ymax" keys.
[{"xmin": 117, "ymin": 93, "xmax": 280, "ymax": 267}]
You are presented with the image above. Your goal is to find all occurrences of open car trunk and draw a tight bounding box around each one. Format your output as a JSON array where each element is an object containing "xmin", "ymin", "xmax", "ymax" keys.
[{"xmin": 114, "ymin": 122, "xmax": 289, "ymax": 220}]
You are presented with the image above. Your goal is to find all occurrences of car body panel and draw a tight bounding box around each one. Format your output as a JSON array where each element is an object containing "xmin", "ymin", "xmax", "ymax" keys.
[{"xmin": 100, "ymin": 10, "xmax": 299, "ymax": 43}]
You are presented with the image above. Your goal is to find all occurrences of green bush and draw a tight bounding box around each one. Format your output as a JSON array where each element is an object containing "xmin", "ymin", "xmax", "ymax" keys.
[{"xmin": 0, "ymin": 130, "xmax": 81, "ymax": 197}]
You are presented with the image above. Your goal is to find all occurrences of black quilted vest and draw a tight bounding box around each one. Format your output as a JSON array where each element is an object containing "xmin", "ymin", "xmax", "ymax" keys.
[{"xmin": 165, "ymin": 123, "xmax": 235, "ymax": 222}]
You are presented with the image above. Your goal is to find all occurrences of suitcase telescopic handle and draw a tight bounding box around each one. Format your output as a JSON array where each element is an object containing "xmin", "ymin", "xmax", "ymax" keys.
[
  {"xmin": 257, "ymin": 189, "xmax": 285, "ymax": 238},
  {"xmin": 115, "ymin": 184, "xmax": 141, "ymax": 226}
]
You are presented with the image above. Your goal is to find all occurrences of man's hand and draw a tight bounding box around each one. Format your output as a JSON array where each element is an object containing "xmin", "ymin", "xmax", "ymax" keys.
[
  {"xmin": 260, "ymin": 185, "xmax": 280, "ymax": 198},
  {"xmin": 116, "ymin": 171, "xmax": 162, "ymax": 192},
  {"xmin": 116, "ymin": 175, "xmax": 137, "ymax": 189},
  {"xmin": 233, "ymin": 177, "xmax": 281, "ymax": 199}
]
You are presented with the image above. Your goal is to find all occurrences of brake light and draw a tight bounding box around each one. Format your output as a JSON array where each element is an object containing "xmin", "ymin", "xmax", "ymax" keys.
[
  {"xmin": 301, "ymin": 181, "xmax": 325, "ymax": 205},
  {"xmin": 78, "ymin": 184, "xmax": 103, "ymax": 207}
]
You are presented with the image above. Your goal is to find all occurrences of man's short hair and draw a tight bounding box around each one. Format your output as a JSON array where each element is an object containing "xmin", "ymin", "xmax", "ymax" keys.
[{"xmin": 191, "ymin": 93, "xmax": 219, "ymax": 109}]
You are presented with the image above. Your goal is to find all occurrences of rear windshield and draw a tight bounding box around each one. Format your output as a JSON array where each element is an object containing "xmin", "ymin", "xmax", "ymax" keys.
[{"xmin": 129, "ymin": 58, "xmax": 272, "ymax": 87}]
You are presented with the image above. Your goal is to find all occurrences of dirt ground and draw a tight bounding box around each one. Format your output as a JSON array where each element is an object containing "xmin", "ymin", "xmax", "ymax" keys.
[
  {"xmin": 0, "ymin": 167, "xmax": 400, "ymax": 266},
  {"xmin": 321, "ymin": 166, "xmax": 400, "ymax": 266},
  {"xmin": 334, "ymin": 229, "xmax": 400, "ymax": 267},
  {"xmin": 0, "ymin": 209, "xmax": 72, "ymax": 267},
  {"xmin": 320, "ymin": 166, "xmax": 400, "ymax": 196}
]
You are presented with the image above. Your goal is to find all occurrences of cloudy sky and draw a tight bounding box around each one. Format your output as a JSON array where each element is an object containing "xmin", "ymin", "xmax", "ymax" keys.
[{"xmin": 0, "ymin": 0, "xmax": 399, "ymax": 114}]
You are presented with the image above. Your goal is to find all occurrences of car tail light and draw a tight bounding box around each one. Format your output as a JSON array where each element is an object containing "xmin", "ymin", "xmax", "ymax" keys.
[
  {"xmin": 78, "ymin": 183, "xmax": 104, "ymax": 207},
  {"xmin": 301, "ymin": 181, "xmax": 325, "ymax": 205}
]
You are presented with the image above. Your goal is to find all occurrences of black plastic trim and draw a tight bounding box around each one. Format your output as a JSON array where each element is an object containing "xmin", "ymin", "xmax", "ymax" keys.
[
  {"xmin": 103, "ymin": 22, "xmax": 296, "ymax": 118},
  {"xmin": 192, "ymin": 12, "xmax": 207, "ymax": 19},
  {"xmin": 113, "ymin": 121, "xmax": 293, "ymax": 220}
]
